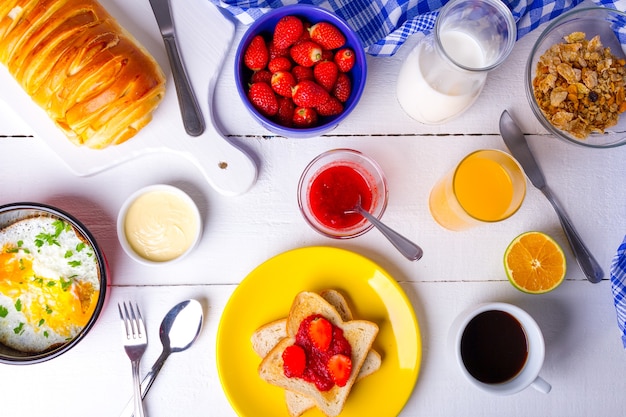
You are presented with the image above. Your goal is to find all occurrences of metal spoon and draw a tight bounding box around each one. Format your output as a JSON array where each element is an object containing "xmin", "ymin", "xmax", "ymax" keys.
[
  {"xmin": 345, "ymin": 197, "xmax": 424, "ymax": 261},
  {"xmin": 119, "ymin": 299, "xmax": 204, "ymax": 417}
]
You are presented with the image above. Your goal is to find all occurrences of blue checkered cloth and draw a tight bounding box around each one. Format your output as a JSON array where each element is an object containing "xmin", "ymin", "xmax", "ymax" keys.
[
  {"xmin": 208, "ymin": 0, "xmax": 626, "ymax": 56},
  {"xmin": 611, "ymin": 235, "xmax": 626, "ymax": 348}
]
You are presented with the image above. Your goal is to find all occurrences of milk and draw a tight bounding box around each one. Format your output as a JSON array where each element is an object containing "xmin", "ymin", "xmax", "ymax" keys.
[{"xmin": 397, "ymin": 30, "xmax": 488, "ymax": 124}]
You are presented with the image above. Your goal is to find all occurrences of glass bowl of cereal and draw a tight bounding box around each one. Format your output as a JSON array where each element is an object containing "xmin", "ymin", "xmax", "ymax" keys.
[{"xmin": 526, "ymin": 6, "xmax": 626, "ymax": 148}]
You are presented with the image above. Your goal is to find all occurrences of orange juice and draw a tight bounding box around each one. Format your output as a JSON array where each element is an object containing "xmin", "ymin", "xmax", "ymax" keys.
[
  {"xmin": 429, "ymin": 150, "xmax": 526, "ymax": 230},
  {"xmin": 454, "ymin": 155, "xmax": 514, "ymax": 221}
]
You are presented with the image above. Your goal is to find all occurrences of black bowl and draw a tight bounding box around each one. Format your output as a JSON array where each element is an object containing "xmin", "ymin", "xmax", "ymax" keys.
[{"xmin": 0, "ymin": 203, "xmax": 108, "ymax": 365}]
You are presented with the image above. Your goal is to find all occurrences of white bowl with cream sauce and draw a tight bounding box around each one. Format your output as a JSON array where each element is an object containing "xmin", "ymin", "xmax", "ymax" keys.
[{"xmin": 117, "ymin": 185, "xmax": 202, "ymax": 266}]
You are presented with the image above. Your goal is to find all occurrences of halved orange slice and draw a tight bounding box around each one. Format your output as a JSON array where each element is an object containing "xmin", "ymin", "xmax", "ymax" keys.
[{"xmin": 504, "ymin": 231, "xmax": 567, "ymax": 294}]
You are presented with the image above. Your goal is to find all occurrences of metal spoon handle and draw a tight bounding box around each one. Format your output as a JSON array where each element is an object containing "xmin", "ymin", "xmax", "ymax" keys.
[
  {"xmin": 358, "ymin": 209, "xmax": 423, "ymax": 261},
  {"xmin": 163, "ymin": 37, "xmax": 205, "ymax": 136},
  {"xmin": 119, "ymin": 350, "xmax": 170, "ymax": 417},
  {"xmin": 542, "ymin": 187, "xmax": 603, "ymax": 283}
]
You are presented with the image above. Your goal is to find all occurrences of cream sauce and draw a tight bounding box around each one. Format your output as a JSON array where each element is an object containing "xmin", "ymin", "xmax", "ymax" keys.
[{"xmin": 124, "ymin": 190, "xmax": 199, "ymax": 262}]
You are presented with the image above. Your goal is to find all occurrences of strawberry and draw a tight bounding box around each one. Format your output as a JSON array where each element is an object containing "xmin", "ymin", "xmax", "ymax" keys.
[
  {"xmin": 244, "ymin": 35, "xmax": 269, "ymax": 71},
  {"xmin": 290, "ymin": 40, "xmax": 323, "ymax": 67},
  {"xmin": 269, "ymin": 42, "xmax": 290, "ymax": 60},
  {"xmin": 321, "ymin": 49, "xmax": 334, "ymax": 62},
  {"xmin": 309, "ymin": 22, "xmax": 346, "ymax": 50},
  {"xmin": 273, "ymin": 16, "xmax": 304, "ymax": 50},
  {"xmin": 292, "ymin": 65, "xmax": 314, "ymax": 83},
  {"xmin": 271, "ymin": 70, "xmax": 296, "ymax": 98},
  {"xmin": 316, "ymin": 96, "xmax": 343, "ymax": 116},
  {"xmin": 334, "ymin": 48, "xmax": 355, "ymax": 72},
  {"xmin": 268, "ymin": 56, "xmax": 292, "ymax": 73},
  {"xmin": 248, "ymin": 82, "xmax": 278, "ymax": 117},
  {"xmin": 293, "ymin": 106, "xmax": 318, "ymax": 128},
  {"xmin": 327, "ymin": 354, "xmax": 352, "ymax": 387},
  {"xmin": 298, "ymin": 21, "xmax": 312, "ymax": 42},
  {"xmin": 332, "ymin": 72, "xmax": 351, "ymax": 103},
  {"xmin": 276, "ymin": 97, "xmax": 295, "ymax": 127},
  {"xmin": 308, "ymin": 316, "xmax": 332, "ymax": 351},
  {"xmin": 282, "ymin": 344, "xmax": 306, "ymax": 378},
  {"xmin": 292, "ymin": 80, "xmax": 330, "ymax": 108},
  {"xmin": 314, "ymin": 61, "xmax": 339, "ymax": 91},
  {"xmin": 251, "ymin": 69, "xmax": 272, "ymax": 84}
]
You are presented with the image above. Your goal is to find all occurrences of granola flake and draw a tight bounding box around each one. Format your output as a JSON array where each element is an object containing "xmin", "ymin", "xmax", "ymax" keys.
[{"xmin": 532, "ymin": 31, "xmax": 626, "ymax": 139}]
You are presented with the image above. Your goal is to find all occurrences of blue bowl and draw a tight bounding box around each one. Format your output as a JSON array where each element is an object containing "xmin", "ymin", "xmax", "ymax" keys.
[{"xmin": 235, "ymin": 4, "xmax": 367, "ymax": 138}]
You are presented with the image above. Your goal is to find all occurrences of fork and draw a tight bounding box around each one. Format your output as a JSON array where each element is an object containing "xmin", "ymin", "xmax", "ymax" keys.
[{"xmin": 118, "ymin": 302, "xmax": 148, "ymax": 417}]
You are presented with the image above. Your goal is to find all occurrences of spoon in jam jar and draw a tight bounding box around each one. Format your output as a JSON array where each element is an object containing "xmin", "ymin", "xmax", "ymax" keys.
[{"xmin": 345, "ymin": 196, "xmax": 423, "ymax": 261}]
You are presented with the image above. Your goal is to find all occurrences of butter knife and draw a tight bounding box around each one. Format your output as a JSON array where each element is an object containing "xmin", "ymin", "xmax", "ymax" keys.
[
  {"xmin": 148, "ymin": 0, "xmax": 205, "ymax": 136},
  {"xmin": 499, "ymin": 110, "xmax": 603, "ymax": 283}
]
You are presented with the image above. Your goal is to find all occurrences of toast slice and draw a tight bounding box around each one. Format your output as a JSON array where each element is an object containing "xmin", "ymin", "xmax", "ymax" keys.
[
  {"xmin": 285, "ymin": 349, "xmax": 381, "ymax": 417},
  {"xmin": 251, "ymin": 290, "xmax": 382, "ymax": 416},
  {"xmin": 258, "ymin": 291, "xmax": 379, "ymax": 417},
  {"xmin": 251, "ymin": 318, "xmax": 287, "ymax": 358},
  {"xmin": 251, "ymin": 289, "xmax": 354, "ymax": 358}
]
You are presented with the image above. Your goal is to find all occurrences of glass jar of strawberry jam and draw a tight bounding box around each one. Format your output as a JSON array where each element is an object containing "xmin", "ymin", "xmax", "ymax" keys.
[{"xmin": 297, "ymin": 149, "xmax": 388, "ymax": 238}]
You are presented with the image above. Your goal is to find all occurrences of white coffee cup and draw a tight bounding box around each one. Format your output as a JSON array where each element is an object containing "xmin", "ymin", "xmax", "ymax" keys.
[{"xmin": 449, "ymin": 302, "xmax": 551, "ymax": 395}]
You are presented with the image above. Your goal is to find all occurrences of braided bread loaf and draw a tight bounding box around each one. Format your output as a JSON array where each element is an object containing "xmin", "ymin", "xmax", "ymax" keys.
[{"xmin": 0, "ymin": 0, "xmax": 166, "ymax": 149}]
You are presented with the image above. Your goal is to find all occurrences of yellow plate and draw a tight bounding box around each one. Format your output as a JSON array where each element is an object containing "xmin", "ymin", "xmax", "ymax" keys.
[{"xmin": 216, "ymin": 246, "xmax": 421, "ymax": 416}]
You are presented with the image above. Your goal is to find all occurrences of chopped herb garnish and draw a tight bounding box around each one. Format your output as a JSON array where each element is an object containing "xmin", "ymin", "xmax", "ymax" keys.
[
  {"xmin": 45, "ymin": 305, "xmax": 53, "ymax": 314},
  {"xmin": 76, "ymin": 242, "xmax": 86, "ymax": 252},
  {"xmin": 33, "ymin": 277, "xmax": 44, "ymax": 285},
  {"xmin": 64, "ymin": 250, "xmax": 73, "ymax": 258},
  {"xmin": 46, "ymin": 281, "xmax": 56, "ymax": 287},
  {"xmin": 35, "ymin": 220, "xmax": 68, "ymax": 248},
  {"xmin": 53, "ymin": 219, "xmax": 68, "ymax": 235},
  {"xmin": 44, "ymin": 331, "xmax": 49, "ymax": 338},
  {"xmin": 60, "ymin": 278, "xmax": 73, "ymax": 291},
  {"xmin": 0, "ymin": 306, "xmax": 8, "ymax": 318},
  {"xmin": 13, "ymin": 322, "xmax": 24, "ymax": 335},
  {"xmin": 68, "ymin": 260, "xmax": 82, "ymax": 267},
  {"xmin": 5, "ymin": 241, "xmax": 30, "ymax": 254},
  {"xmin": 18, "ymin": 258, "xmax": 25, "ymax": 270},
  {"xmin": 38, "ymin": 318, "xmax": 45, "ymax": 326},
  {"xmin": 14, "ymin": 299, "xmax": 22, "ymax": 312},
  {"xmin": 35, "ymin": 233, "xmax": 58, "ymax": 247}
]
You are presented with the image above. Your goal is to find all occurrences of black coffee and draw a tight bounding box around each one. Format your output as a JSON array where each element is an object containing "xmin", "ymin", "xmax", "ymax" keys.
[{"xmin": 460, "ymin": 310, "xmax": 528, "ymax": 384}]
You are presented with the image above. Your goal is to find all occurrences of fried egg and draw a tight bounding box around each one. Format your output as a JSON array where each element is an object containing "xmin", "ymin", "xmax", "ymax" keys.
[{"xmin": 0, "ymin": 216, "xmax": 100, "ymax": 353}]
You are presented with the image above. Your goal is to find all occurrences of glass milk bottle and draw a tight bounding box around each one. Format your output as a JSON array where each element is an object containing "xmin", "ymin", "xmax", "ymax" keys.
[{"xmin": 397, "ymin": 0, "xmax": 516, "ymax": 124}]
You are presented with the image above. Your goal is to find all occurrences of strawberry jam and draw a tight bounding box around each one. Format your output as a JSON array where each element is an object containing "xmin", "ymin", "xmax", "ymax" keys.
[
  {"xmin": 288, "ymin": 314, "xmax": 352, "ymax": 391},
  {"xmin": 309, "ymin": 165, "xmax": 374, "ymax": 230}
]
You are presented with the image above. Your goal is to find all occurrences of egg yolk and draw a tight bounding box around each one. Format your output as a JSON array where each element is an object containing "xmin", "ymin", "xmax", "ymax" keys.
[{"xmin": 0, "ymin": 249, "xmax": 98, "ymax": 338}]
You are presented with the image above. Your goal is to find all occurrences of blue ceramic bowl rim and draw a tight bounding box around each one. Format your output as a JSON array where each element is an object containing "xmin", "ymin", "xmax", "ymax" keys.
[
  {"xmin": 525, "ymin": 6, "xmax": 626, "ymax": 148},
  {"xmin": 235, "ymin": 4, "xmax": 367, "ymax": 138},
  {"xmin": 0, "ymin": 203, "xmax": 108, "ymax": 365}
]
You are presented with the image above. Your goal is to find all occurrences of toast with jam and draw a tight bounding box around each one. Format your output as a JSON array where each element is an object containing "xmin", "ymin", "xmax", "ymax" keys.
[
  {"xmin": 257, "ymin": 291, "xmax": 379, "ymax": 417},
  {"xmin": 251, "ymin": 289, "xmax": 381, "ymax": 416}
]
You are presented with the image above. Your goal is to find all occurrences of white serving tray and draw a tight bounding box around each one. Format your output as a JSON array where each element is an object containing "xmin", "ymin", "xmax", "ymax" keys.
[{"xmin": 0, "ymin": 0, "xmax": 257, "ymax": 196}]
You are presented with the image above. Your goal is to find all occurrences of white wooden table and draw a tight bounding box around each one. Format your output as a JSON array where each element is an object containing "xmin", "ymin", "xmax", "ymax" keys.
[{"xmin": 1, "ymin": 2, "xmax": 625, "ymax": 416}]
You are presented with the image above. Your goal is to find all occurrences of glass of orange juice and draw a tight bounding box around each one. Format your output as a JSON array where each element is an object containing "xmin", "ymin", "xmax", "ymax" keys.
[{"xmin": 429, "ymin": 149, "xmax": 526, "ymax": 231}]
